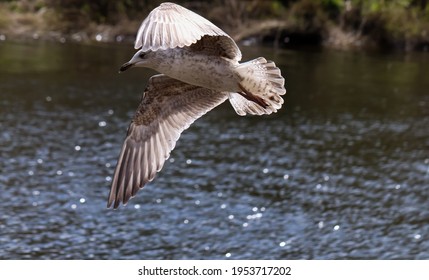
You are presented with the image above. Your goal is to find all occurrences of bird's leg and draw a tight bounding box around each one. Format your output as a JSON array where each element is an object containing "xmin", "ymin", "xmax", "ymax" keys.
[{"xmin": 237, "ymin": 84, "xmax": 269, "ymax": 108}]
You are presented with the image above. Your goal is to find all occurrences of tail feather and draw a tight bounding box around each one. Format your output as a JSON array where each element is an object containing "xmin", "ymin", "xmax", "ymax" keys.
[
  {"xmin": 228, "ymin": 92, "xmax": 269, "ymax": 116},
  {"xmin": 230, "ymin": 57, "xmax": 286, "ymax": 115}
]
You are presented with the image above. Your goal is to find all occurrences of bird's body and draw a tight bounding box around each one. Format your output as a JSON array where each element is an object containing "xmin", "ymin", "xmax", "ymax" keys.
[
  {"xmin": 144, "ymin": 47, "xmax": 238, "ymax": 91},
  {"xmin": 108, "ymin": 2, "xmax": 286, "ymax": 208}
]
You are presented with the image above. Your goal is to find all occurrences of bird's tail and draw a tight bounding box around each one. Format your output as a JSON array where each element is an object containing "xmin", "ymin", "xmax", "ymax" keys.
[{"xmin": 229, "ymin": 57, "xmax": 286, "ymax": 116}]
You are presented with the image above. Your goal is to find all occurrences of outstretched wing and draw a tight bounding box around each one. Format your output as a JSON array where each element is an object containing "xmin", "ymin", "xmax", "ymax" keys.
[
  {"xmin": 134, "ymin": 2, "xmax": 242, "ymax": 61},
  {"xmin": 108, "ymin": 74, "xmax": 228, "ymax": 208}
]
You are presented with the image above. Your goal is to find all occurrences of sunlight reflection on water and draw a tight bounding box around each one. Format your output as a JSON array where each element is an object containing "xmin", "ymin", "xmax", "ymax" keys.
[{"xmin": 0, "ymin": 42, "xmax": 429, "ymax": 259}]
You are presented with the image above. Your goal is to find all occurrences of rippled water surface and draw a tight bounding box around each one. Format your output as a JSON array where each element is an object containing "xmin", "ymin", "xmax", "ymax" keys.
[{"xmin": 1, "ymin": 41, "xmax": 428, "ymax": 259}]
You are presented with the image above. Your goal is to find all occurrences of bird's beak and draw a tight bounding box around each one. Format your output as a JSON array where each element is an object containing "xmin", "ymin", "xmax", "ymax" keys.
[
  {"xmin": 119, "ymin": 51, "xmax": 146, "ymax": 73},
  {"xmin": 119, "ymin": 62, "xmax": 134, "ymax": 73}
]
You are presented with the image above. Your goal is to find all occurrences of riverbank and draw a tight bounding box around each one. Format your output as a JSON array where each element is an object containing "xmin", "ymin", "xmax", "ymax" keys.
[{"xmin": 1, "ymin": 0, "xmax": 428, "ymax": 51}]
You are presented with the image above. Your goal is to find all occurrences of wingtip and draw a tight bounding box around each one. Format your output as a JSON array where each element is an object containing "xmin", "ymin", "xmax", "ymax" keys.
[
  {"xmin": 107, "ymin": 200, "xmax": 115, "ymax": 209},
  {"xmin": 113, "ymin": 196, "xmax": 131, "ymax": 209},
  {"xmin": 106, "ymin": 200, "xmax": 121, "ymax": 210},
  {"xmin": 107, "ymin": 193, "xmax": 123, "ymax": 209}
]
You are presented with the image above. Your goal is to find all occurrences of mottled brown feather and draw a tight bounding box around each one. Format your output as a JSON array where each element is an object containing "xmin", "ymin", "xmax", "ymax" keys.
[{"xmin": 107, "ymin": 74, "xmax": 228, "ymax": 208}]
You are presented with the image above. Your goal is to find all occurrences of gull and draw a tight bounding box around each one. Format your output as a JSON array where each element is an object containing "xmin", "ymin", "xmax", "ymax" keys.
[{"xmin": 108, "ymin": 2, "xmax": 286, "ymax": 208}]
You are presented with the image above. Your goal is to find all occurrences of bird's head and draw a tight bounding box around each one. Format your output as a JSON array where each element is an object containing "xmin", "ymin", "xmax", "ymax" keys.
[{"xmin": 119, "ymin": 50, "xmax": 151, "ymax": 73}]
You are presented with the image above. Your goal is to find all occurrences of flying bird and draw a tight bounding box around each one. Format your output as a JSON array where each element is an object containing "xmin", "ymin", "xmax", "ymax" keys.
[{"xmin": 108, "ymin": 2, "xmax": 286, "ymax": 208}]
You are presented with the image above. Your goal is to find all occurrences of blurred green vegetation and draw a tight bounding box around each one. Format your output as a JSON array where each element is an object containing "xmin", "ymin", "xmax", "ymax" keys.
[{"xmin": 0, "ymin": 0, "xmax": 428, "ymax": 51}]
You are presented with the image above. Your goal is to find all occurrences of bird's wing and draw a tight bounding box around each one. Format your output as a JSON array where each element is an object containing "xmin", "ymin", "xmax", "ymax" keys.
[
  {"xmin": 134, "ymin": 2, "xmax": 242, "ymax": 61},
  {"xmin": 188, "ymin": 35, "xmax": 242, "ymax": 61},
  {"xmin": 107, "ymin": 74, "xmax": 228, "ymax": 208}
]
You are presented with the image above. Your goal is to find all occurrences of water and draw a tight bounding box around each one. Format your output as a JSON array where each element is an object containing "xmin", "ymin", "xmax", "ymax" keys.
[{"xmin": 0, "ymin": 41, "xmax": 428, "ymax": 259}]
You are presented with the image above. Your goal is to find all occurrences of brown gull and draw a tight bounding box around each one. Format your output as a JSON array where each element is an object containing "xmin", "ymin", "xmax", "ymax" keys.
[{"xmin": 108, "ymin": 2, "xmax": 286, "ymax": 208}]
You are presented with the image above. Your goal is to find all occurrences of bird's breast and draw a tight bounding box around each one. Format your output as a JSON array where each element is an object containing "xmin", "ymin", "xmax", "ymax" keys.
[{"xmin": 152, "ymin": 49, "xmax": 239, "ymax": 91}]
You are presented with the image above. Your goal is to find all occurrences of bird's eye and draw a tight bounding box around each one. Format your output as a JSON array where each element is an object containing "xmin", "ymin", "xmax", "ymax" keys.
[{"xmin": 139, "ymin": 52, "xmax": 145, "ymax": 59}]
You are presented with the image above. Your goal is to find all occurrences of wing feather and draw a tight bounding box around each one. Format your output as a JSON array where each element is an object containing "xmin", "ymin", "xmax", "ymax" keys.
[
  {"xmin": 107, "ymin": 74, "xmax": 228, "ymax": 208},
  {"xmin": 134, "ymin": 2, "xmax": 241, "ymax": 61}
]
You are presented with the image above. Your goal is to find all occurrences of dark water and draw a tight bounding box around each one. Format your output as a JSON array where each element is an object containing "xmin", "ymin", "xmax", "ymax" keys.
[{"xmin": 0, "ymin": 41, "xmax": 428, "ymax": 259}]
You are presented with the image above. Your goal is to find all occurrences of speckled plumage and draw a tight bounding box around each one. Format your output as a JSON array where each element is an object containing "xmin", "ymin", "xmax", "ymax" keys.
[{"xmin": 108, "ymin": 2, "xmax": 286, "ymax": 208}]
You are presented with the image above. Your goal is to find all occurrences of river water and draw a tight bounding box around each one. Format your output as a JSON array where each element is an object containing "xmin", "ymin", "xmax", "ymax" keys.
[{"xmin": 0, "ymin": 41, "xmax": 428, "ymax": 259}]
